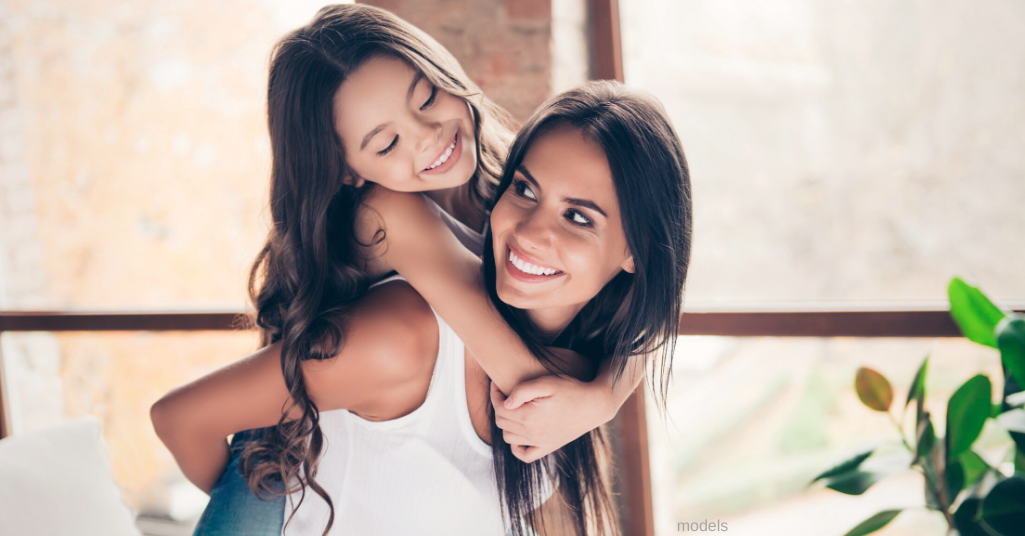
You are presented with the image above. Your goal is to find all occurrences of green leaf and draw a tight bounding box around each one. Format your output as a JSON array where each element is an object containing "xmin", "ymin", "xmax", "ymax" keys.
[
  {"xmin": 997, "ymin": 316, "xmax": 1025, "ymax": 390},
  {"xmin": 953, "ymin": 498, "xmax": 989, "ymax": 536},
  {"xmin": 856, "ymin": 367, "xmax": 894, "ymax": 412},
  {"xmin": 947, "ymin": 459, "xmax": 966, "ymax": 504},
  {"xmin": 825, "ymin": 470, "xmax": 892, "ymax": 495},
  {"xmin": 947, "ymin": 374, "xmax": 993, "ymax": 459},
  {"xmin": 915, "ymin": 416, "xmax": 936, "ymax": 463},
  {"xmin": 925, "ymin": 479, "xmax": 943, "ymax": 510},
  {"xmin": 820, "ymin": 452, "xmax": 911, "ymax": 496},
  {"xmin": 993, "ymin": 403, "xmax": 1005, "ymax": 418},
  {"xmin": 960, "ymin": 449, "xmax": 990, "ymax": 488},
  {"xmin": 842, "ymin": 510, "xmax": 903, "ymax": 536},
  {"xmin": 906, "ymin": 354, "xmax": 930, "ymax": 422},
  {"xmin": 948, "ymin": 277, "xmax": 1007, "ymax": 348},
  {"xmin": 812, "ymin": 446, "xmax": 876, "ymax": 482},
  {"xmin": 980, "ymin": 475, "xmax": 1025, "ymax": 536},
  {"xmin": 996, "ymin": 409, "xmax": 1025, "ymax": 434}
]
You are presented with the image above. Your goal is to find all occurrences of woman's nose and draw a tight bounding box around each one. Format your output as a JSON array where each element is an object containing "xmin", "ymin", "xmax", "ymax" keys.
[{"xmin": 515, "ymin": 210, "xmax": 555, "ymax": 251}]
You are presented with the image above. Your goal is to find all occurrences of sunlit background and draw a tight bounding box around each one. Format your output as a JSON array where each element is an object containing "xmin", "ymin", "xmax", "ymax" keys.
[{"xmin": 1, "ymin": 0, "xmax": 1022, "ymax": 534}]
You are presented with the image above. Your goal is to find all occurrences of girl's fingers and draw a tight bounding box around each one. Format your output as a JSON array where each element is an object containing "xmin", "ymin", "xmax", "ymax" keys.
[
  {"xmin": 494, "ymin": 414, "xmax": 526, "ymax": 436},
  {"xmin": 511, "ymin": 445, "xmax": 547, "ymax": 463},
  {"xmin": 501, "ymin": 430, "xmax": 532, "ymax": 447},
  {"xmin": 503, "ymin": 378, "xmax": 557, "ymax": 410}
]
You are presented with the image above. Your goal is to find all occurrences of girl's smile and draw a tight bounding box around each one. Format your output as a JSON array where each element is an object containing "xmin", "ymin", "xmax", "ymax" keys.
[{"xmin": 420, "ymin": 129, "xmax": 463, "ymax": 176}]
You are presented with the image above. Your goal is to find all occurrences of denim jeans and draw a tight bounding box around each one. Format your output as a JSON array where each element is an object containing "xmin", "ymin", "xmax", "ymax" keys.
[
  {"xmin": 192, "ymin": 429, "xmax": 286, "ymax": 536},
  {"xmin": 191, "ymin": 430, "xmax": 528, "ymax": 536}
]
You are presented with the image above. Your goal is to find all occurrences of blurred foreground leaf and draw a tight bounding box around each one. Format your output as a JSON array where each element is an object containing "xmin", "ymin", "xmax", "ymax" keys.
[
  {"xmin": 812, "ymin": 446, "xmax": 876, "ymax": 482},
  {"xmin": 949, "ymin": 277, "xmax": 1006, "ymax": 348},
  {"xmin": 856, "ymin": 367, "xmax": 893, "ymax": 412},
  {"xmin": 842, "ymin": 510, "xmax": 902, "ymax": 536},
  {"xmin": 906, "ymin": 354, "xmax": 930, "ymax": 422},
  {"xmin": 953, "ymin": 498, "xmax": 989, "ymax": 536},
  {"xmin": 819, "ymin": 452, "xmax": 911, "ymax": 496},
  {"xmin": 947, "ymin": 375, "xmax": 993, "ymax": 459},
  {"xmin": 997, "ymin": 316, "xmax": 1025, "ymax": 390},
  {"xmin": 980, "ymin": 475, "xmax": 1025, "ymax": 536},
  {"xmin": 915, "ymin": 417, "xmax": 936, "ymax": 463}
]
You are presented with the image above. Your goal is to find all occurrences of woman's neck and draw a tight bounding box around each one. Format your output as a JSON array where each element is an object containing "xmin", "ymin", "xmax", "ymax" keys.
[
  {"xmin": 526, "ymin": 303, "xmax": 586, "ymax": 344},
  {"xmin": 423, "ymin": 183, "xmax": 485, "ymax": 232}
]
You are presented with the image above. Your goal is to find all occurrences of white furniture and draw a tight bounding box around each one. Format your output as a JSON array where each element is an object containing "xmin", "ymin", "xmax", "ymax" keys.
[{"xmin": 0, "ymin": 417, "xmax": 141, "ymax": 536}]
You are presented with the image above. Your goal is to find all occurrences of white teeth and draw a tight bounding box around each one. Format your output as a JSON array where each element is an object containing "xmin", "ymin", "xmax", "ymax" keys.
[
  {"xmin": 509, "ymin": 248, "xmax": 559, "ymax": 276},
  {"xmin": 425, "ymin": 135, "xmax": 457, "ymax": 171}
]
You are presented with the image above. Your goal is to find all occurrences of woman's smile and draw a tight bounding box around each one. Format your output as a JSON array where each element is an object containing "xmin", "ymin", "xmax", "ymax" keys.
[{"xmin": 504, "ymin": 244, "xmax": 566, "ymax": 282}]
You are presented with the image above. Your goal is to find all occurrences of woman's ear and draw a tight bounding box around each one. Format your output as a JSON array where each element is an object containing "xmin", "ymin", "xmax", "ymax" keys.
[{"xmin": 621, "ymin": 255, "xmax": 635, "ymax": 274}]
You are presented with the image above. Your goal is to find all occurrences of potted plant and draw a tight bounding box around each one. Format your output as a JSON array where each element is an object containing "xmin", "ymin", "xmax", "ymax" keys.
[{"xmin": 810, "ymin": 277, "xmax": 1025, "ymax": 536}]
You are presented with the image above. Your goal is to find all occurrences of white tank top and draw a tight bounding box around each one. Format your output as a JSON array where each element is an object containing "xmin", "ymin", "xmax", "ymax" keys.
[
  {"xmin": 281, "ymin": 195, "xmax": 505, "ymax": 535},
  {"xmin": 281, "ymin": 306, "xmax": 505, "ymax": 536}
]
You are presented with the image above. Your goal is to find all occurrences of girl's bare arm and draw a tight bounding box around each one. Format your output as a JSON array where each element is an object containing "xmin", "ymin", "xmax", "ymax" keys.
[
  {"xmin": 357, "ymin": 187, "xmax": 578, "ymax": 392},
  {"xmin": 358, "ymin": 188, "xmax": 637, "ymax": 456}
]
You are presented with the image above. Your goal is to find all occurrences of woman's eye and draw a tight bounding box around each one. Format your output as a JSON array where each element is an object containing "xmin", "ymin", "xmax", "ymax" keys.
[
  {"xmin": 513, "ymin": 180, "xmax": 536, "ymax": 200},
  {"xmin": 567, "ymin": 210, "xmax": 592, "ymax": 226},
  {"xmin": 377, "ymin": 136, "xmax": 398, "ymax": 156},
  {"xmin": 420, "ymin": 85, "xmax": 438, "ymax": 111}
]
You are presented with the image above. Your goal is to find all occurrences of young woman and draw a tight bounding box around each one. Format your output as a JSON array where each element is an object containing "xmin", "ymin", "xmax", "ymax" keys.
[{"xmin": 150, "ymin": 4, "xmax": 688, "ymax": 535}]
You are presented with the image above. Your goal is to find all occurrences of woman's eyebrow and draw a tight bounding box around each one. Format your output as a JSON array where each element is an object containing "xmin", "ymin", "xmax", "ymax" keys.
[
  {"xmin": 517, "ymin": 165, "xmax": 607, "ymax": 217},
  {"xmin": 359, "ymin": 73, "xmax": 425, "ymax": 151},
  {"xmin": 565, "ymin": 197, "xmax": 607, "ymax": 218},
  {"xmin": 516, "ymin": 165, "xmax": 541, "ymax": 189}
]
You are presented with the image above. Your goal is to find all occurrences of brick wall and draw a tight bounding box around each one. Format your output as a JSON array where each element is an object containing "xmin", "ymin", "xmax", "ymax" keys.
[{"xmin": 362, "ymin": 0, "xmax": 555, "ymax": 122}]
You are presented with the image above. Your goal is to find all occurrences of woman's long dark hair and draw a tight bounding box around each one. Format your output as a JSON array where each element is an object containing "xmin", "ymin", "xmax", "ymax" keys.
[
  {"xmin": 238, "ymin": 5, "xmax": 513, "ymax": 534},
  {"xmin": 483, "ymin": 81, "xmax": 693, "ymax": 536}
]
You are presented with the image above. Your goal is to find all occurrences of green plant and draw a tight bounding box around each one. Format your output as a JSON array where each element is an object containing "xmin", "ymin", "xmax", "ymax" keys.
[{"xmin": 810, "ymin": 277, "xmax": 1025, "ymax": 536}]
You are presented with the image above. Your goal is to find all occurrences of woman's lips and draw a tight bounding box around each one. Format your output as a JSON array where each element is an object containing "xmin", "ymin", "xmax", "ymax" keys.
[
  {"xmin": 420, "ymin": 130, "xmax": 462, "ymax": 176},
  {"xmin": 504, "ymin": 245, "xmax": 566, "ymax": 283}
]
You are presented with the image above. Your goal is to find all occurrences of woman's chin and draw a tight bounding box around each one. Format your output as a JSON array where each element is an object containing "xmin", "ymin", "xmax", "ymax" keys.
[{"xmin": 495, "ymin": 283, "xmax": 532, "ymax": 311}]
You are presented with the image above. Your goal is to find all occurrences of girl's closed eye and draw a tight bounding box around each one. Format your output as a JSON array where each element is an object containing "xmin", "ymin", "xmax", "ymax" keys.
[
  {"xmin": 420, "ymin": 85, "xmax": 438, "ymax": 110},
  {"xmin": 378, "ymin": 136, "xmax": 398, "ymax": 156}
]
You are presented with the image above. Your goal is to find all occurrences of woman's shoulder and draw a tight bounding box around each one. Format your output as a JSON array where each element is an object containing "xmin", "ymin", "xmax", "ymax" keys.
[{"xmin": 302, "ymin": 279, "xmax": 440, "ymax": 418}]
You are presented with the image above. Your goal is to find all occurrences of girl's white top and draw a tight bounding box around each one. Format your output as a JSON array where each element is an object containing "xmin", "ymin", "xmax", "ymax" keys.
[{"xmin": 281, "ymin": 194, "xmax": 505, "ymax": 535}]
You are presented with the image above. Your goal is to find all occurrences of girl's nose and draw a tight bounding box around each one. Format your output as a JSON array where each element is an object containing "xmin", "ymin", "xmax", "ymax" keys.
[{"xmin": 414, "ymin": 118, "xmax": 442, "ymax": 154}]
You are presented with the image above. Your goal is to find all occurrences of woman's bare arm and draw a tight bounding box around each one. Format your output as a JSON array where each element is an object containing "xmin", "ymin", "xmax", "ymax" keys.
[{"xmin": 150, "ymin": 281, "xmax": 437, "ymax": 493}]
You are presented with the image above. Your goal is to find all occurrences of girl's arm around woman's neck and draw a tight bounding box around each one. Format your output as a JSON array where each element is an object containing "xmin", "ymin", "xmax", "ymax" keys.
[{"xmin": 356, "ymin": 186, "xmax": 595, "ymax": 394}]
